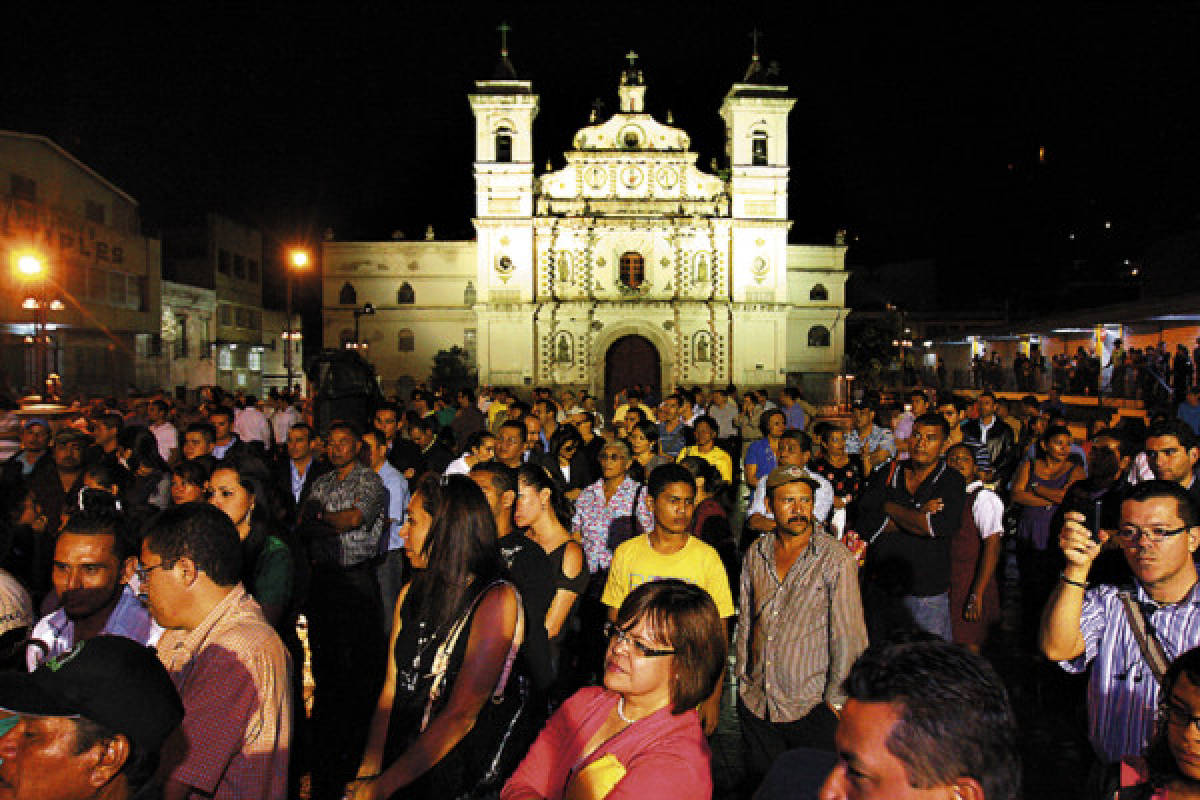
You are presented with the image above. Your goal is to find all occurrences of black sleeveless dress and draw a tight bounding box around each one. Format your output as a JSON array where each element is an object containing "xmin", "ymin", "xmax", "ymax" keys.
[{"xmin": 382, "ymin": 579, "xmax": 536, "ymax": 800}]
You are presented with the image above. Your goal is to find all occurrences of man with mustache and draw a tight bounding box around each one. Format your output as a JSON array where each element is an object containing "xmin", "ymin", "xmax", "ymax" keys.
[
  {"xmin": 735, "ymin": 465, "xmax": 868, "ymax": 792},
  {"xmin": 27, "ymin": 508, "xmax": 160, "ymax": 670}
]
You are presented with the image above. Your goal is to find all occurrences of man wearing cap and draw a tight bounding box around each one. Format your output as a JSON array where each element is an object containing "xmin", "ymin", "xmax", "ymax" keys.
[
  {"xmin": 0, "ymin": 417, "xmax": 51, "ymax": 489},
  {"xmin": 736, "ymin": 465, "xmax": 868, "ymax": 790},
  {"xmin": 745, "ymin": 429, "xmax": 834, "ymax": 535},
  {"xmin": 139, "ymin": 502, "xmax": 291, "ymax": 800},
  {"xmin": 0, "ymin": 636, "xmax": 184, "ymax": 800},
  {"xmin": 30, "ymin": 428, "xmax": 88, "ymax": 538},
  {"xmin": 27, "ymin": 509, "xmax": 160, "ymax": 671}
]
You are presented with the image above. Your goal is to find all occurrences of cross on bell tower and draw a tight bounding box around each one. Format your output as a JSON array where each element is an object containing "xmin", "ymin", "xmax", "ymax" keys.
[{"xmin": 618, "ymin": 49, "xmax": 645, "ymax": 112}]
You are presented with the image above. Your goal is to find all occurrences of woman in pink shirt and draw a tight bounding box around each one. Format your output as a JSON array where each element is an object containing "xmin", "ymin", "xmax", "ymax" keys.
[{"xmin": 502, "ymin": 579, "xmax": 725, "ymax": 800}]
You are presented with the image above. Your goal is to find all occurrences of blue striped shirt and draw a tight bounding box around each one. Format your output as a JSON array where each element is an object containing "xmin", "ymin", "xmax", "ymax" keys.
[{"xmin": 1061, "ymin": 581, "xmax": 1200, "ymax": 762}]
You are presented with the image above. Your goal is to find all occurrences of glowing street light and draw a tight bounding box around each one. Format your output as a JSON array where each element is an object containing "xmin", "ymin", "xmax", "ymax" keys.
[
  {"xmin": 16, "ymin": 254, "xmax": 45, "ymax": 277},
  {"xmin": 285, "ymin": 248, "xmax": 310, "ymax": 394}
]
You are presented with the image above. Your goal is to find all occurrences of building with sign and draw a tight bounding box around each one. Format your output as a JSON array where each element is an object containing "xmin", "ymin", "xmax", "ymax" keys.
[
  {"xmin": 322, "ymin": 47, "xmax": 848, "ymax": 402},
  {"xmin": 0, "ymin": 131, "xmax": 162, "ymax": 397}
]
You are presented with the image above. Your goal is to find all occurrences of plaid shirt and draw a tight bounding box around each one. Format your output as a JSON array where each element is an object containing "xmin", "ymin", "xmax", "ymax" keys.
[
  {"xmin": 845, "ymin": 424, "xmax": 896, "ymax": 459},
  {"xmin": 158, "ymin": 585, "xmax": 292, "ymax": 799},
  {"xmin": 307, "ymin": 462, "xmax": 387, "ymax": 567}
]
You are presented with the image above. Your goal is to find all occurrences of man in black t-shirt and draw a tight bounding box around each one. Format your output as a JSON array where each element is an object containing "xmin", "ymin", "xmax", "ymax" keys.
[{"xmin": 855, "ymin": 413, "xmax": 965, "ymax": 642}]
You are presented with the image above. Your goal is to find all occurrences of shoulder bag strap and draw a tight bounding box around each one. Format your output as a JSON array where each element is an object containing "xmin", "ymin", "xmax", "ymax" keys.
[
  {"xmin": 420, "ymin": 581, "xmax": 524, "ymax": 731},
  {"xmin": 1118, "ymin": 591, "xmax": 1171, "ymax": 685},
  {"xmin": 631, "ymin": 484, "xmax": 644, "ymax": 536}
]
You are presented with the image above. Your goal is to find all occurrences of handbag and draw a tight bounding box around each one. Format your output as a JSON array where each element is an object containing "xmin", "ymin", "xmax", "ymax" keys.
[
  {"xmin": 420, "ymin": 581, "xmax": 535, "ymax": 799},
  {"xmin": 605, "ymin": 484, "xmax": 644, "ymax": 553}
]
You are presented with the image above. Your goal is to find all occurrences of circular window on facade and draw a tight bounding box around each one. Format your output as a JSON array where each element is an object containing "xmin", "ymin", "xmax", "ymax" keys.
[
  {"xmin": 496, "ymin": 255, "xmax": 514, "ymax": 275},
  {"xmin": 751, "ymin": 256, "xmax": 769, "ymax": 276}
]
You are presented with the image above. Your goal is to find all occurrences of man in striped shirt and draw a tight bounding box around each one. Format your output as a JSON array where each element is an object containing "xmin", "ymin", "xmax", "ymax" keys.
[
  {"xmin": 736, "ymin": 465, "xmax": 868, "ymax": 791},
  {"xmin": 1042, "ymin": 479, "xmax": 1200, "ymax": 765}
]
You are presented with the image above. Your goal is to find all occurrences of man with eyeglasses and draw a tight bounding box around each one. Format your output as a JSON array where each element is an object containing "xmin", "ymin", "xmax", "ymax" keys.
[
  {"xmin": 1042, "ymin": 479, "xmax": 1200, "ymax": 766},
  {"xmin": 138, "ymin": 502, "xmax": 291, "ymax": 800}
]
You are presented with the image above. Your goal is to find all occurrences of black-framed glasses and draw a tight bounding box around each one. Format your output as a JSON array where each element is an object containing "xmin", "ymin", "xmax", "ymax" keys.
[
  {"xmin": 1114, "ymin": 525, "xmax": 1190, "ymax": 545},
  {"xmin": 603, "ymin": 622, "xmax": 675, "ymax": 658},
  {"xmin": 1161, "ymin": 701, "xmax": 1200, "ymax": 733}
]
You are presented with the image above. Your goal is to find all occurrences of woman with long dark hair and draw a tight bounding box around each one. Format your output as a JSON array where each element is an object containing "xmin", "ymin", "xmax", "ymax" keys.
[
  {"xmin": 351, "ymin": 473, "xmax": 533, "ymax": 800},
  {"xmin": 515, "ymin": 464, "xmax": 588, "ymax": 679},
  {"xmin": 537, "ymin": 424, "xmax": 589, "ymax": 502},
  {"xmin": 207, "ymin": 457, "xmax": 294, "ymax": 628}
]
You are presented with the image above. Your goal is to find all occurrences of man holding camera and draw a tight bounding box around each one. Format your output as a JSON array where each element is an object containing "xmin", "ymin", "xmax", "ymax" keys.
[{"xmin": 1042, "ymin": 479, "xmax": 1200, "ymax": 765}]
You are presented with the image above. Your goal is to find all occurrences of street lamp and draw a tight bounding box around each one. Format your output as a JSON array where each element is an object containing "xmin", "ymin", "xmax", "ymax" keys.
[
  {"xmin": 351, "ymin": 302, "xmax": 375, "ymax": 351},
  {"xmin": 285, "ymin": 248, "xmax": 309, "ymax": 396},
  {"xmin": 13, "ymin": 252, "xmax": 57, "ymax": 397}
]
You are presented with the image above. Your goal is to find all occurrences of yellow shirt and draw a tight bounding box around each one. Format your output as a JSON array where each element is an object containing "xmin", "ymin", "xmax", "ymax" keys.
[
  {"xmin": 602, "ymin": 534, "xmax": 735, "ymax": 618},
  {"xmin": 676, "ymin": 445, "xmax": 733, "ymax": 483}
]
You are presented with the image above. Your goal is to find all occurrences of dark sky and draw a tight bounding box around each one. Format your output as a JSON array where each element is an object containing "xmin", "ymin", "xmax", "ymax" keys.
[{"xmin": 6, "ymin": 3, "xmax": 1200, "ymax": 312}]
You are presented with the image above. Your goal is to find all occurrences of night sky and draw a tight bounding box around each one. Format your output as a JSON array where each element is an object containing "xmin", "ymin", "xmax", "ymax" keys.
[{"xmin": 7, "ymin": 3, "xmax": 1200, "ymax": 313}]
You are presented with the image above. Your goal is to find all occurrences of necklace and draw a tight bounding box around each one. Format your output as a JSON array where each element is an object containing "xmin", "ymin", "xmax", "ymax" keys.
[{"xmin": 616, "ymin": 696, "xmax": 634, "ymax": 724}]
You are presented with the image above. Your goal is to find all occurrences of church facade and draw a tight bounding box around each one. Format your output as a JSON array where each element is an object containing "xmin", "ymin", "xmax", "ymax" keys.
[{"xmin": 321, "ymin": 50, "xmax": 848, "ymax": 402}]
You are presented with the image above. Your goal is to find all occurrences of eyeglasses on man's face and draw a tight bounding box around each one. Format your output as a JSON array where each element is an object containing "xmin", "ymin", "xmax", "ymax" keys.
[
  {"xmin": 603, "ymin": 621, "xmax": 675, "ymax": 658},
  {"xmin": 1114, "ymin": 525, "xmax": 1190, "ymax": 546}
]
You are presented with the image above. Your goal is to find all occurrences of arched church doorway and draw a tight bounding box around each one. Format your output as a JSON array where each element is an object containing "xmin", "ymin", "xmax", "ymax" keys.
[{"xmin": 605, "ymin": 335, "xmax": 660, "ymax": 414}]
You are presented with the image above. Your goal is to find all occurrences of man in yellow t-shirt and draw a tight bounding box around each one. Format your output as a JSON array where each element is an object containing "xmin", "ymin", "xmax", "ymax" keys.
[
  {"xmin": 676, "ymin": 414, "xmax": 733, "ymax": 483},
  {"xmin": 602, "ymin": 463, "xmax": 734, "ymax": 735}
]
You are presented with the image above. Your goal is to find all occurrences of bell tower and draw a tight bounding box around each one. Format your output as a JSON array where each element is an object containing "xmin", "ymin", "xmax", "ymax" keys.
[{"xmin": 719, "ymin": 32, "xmax": 795, "ymax": 221}]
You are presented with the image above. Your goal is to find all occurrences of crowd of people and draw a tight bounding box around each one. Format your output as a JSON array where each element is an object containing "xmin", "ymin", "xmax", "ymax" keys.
[
  {"xmin": 9, "ymin": 375, "xmax": 1200, "ymax": 800},
  {"xmin": 964, "ymin": 338, "xmax": 1200, "ymax": 405}
]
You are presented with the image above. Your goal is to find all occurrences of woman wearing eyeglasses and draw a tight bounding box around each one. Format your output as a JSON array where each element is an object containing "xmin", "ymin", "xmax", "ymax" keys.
[
  {"xmin": 502, "ymin": 579, "xmax": 725, "ymax": 800},
  {"xmin": 1106, "ymin": 645, "xmax": 1200, "ymax": 798}
]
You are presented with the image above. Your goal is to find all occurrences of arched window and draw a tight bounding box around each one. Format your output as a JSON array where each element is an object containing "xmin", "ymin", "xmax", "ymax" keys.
[
  {"xmin": 339, "ymin": 328, "xmax": 354, "ymax": 348},
  {"xmin": 464, "ymin": 281, "xmax": 476, "ymax": 306},
  {"xmin": 495, "ymin": 128, "xmax": 513, "ymax": 163},
  {"xmin": 619, "ymin": 251, "xmax": 645, "ymax": 289},
  {"xmin": 809, "ymin": 284, "xmax": 829, "ymax": 302},
  {"xmin": 808, "ymin": 325, "xmax": 831, "ymax": 348},
  {"xmin": 693, "ymin": 332, "xmax": 712, "ymax": 363},
  {"xmin": 694, "ymin": 252, "xmax": 710, "ymax": 283},
  {"xmin": 397, "ymin": 329, "xmax": 415, "ymax": 352},
  {"xmin": 558, "ymin": 252, "xmax": 571, "ymax": 284},
  {"xmin": 397, "ymin": 282, "xmax": 415, "ymax": 304},
  {"xmin": 338, "ymin": 282, "xmax": 356, "ymax": 305},
  {"xmin": 752, "ymin": 131, "xmax": 768, "ymax": 166}
]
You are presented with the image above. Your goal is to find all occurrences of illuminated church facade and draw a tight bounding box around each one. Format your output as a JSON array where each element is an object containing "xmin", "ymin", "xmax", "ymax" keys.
[{"xmin": 321, "ymin": 47, "xmax": 848, "ymax": 400}]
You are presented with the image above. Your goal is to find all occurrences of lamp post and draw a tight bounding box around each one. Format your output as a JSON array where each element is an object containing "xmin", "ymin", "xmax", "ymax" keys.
[
  {"xmin": 15, "ymin": 253, "xmax": 58, "ymax": 397},
  {"xmin": 286, "ymin": 249, "xmax": 308, "ymax": 395},
  {"xmin": 352, "ymin": 302, "xmax": 375, "ymax": 351}
]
